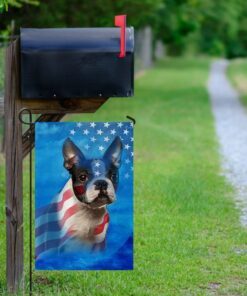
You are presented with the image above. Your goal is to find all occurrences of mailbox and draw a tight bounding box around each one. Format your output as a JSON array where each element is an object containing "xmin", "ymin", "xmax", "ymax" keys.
[{"xmin": 20, "ymin": 26, "xmax": 134, "ymax": 99}]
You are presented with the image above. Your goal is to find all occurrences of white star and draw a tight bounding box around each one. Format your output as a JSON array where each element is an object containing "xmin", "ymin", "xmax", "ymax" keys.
[
  {"xmin": 98, "ymin": 145, "xmax": 105, "ymax": 151},
  {"xmin": 117, "ymin": 122, "xmax": 123, "ymax": 128},
  {"xmin": 130, "ymin": 122, "xmax": 134, "ymax": 127},
  {"xmin": 131, "ymin": 137, "xmax": 134, "ymax": 142},
  {"xmin": 131, "ymin": 166, "xmax": 133, "ymax": 171},
  {"xmin": 95, "ymin": 161, "xmax": 101, "ymax": 167},
  {"xmin": 70, "ymin": 129, "xmax": 76, "ymax": 135},
  {"xmin": 110, "ymin": 129, "xmax": 116, "ymax": 135},
  {"xmin": 91, "ymin": 137, "xmax": 96, "ymax": 142},
  {"xmin": 123, "ymin": 129, "xmax": 129, "ymax": 135},
  {"xmin": 97, "ymin": 129, "xmax": 103, "ymax": 135},
  {"xmin": 131, "ymin": 152, "xmax": 134, "ymax": 157},
  {"xmin": 90, "ymin": 122, "xmax": 96, "ymax": 128},
  {"xmin": 125, "ymin": 173, "xmax": 130, "ymax": 179},
  {"xmin": 125, "ymin": 144, "xmax": 130, "ymax": 150},
  {"xmin": 77, "ymin": 122, "xmax": 82, "ymax": 128},
  {"xmin": 95, "ymin": 171, "xmax": 100, "ymax": 177},
  {"xmin": 104, "ymin": 122, "xmax": 110, "ymax": 128},
  {"xmin": 104, "ymin": 136, "xmax": 110, "ymax": 142},
  {"xmin": 85, "ymin": 144, "xmax": 90, "ymax": 150},
  {"xmin": 125, "ymin": 158, "xmax": 130, "ymax": 164},
  {"xmin": 83, "ymin": 129, "xmax": 89, "ymax": 135}
]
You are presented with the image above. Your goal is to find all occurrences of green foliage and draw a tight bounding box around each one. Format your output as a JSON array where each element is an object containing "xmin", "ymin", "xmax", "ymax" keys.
[
  {"xmin": 154, "ymin": 0, "xmax": 200, "ymax": 55},
  {"xmin": 196, "ymin": 0, "xmax": 246, "ymax": 58},
  {"xmin": 1, "ymin": 0, "xmax": 247, "ymax": 57},
  {"xmin": 153, "ymin": 0, "xmax": 247, "ymax": 57},
  {"xmin": 0, "ymin": 0, "xmax": 38, "ymax": 12},
  {"xmin": 0, "ymin": 0, "xmax": 161, "ymax": 29},
  {"xmin": 9, "ymin": 0, "xmax": 39, "ymax": 8},
  {"xmin": 0, "ymin": 0, "xmax": 8, "ymax": 12}
]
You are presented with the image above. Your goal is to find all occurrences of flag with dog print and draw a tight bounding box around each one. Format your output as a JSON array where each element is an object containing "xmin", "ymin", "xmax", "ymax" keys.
[{"xmin": 35, "ymin": 122, "xmax": 133, "ymax": 270}]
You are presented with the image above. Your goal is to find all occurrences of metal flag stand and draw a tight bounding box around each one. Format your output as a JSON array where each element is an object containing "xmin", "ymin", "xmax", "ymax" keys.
[
  {"xmin": 19, "ymin": 108, "xmax": 34, "ymax": 295},
  {"xmin": 17, "ymin": 110, "xmax": 135, "ymax": 295}
]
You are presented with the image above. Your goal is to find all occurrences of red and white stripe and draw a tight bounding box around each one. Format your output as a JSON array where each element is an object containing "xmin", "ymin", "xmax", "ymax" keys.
[{"xmin": 35, "ymin": 179, "xmax": 110, "ymax": 258}]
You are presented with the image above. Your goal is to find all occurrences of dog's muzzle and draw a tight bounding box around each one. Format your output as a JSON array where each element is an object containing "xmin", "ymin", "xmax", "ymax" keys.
[
  {"xmin": 85, "ymin": 178, "xmax": 116, "ymax": 208},
  {"xmin": 94, "ymin": 180, "xmax": 108, "ymax": 195}
]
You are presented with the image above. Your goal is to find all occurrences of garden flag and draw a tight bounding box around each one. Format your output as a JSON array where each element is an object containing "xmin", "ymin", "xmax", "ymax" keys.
[{"xmin": 35, "ymin": 122, "xmax": 133, "ymax": 270}]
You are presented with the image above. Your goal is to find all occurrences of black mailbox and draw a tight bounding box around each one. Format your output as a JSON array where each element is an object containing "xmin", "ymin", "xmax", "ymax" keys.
[{"xmin": 20, "ymin": 27, "xmax": 134, "ymax": 99}]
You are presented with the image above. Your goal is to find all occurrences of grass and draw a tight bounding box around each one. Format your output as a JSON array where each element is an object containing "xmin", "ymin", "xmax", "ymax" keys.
[
  {"xmin": 0, "ymin": 58, "xmax": 247, "ymax": 295},
  {"xmin": 228, "ymin": 58, "xmax": 247, "ymax": 106}
]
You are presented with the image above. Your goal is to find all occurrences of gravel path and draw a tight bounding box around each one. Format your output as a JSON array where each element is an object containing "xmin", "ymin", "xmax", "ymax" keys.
[{"xmin": 208, "ymin": 60, "xmax": 247, "ymax": 227}]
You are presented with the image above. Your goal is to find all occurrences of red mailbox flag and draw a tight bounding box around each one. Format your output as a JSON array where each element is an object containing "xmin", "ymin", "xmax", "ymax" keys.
[{"xmin": 115, "ymin": 15, "xmax": 126, "ymax": 58}]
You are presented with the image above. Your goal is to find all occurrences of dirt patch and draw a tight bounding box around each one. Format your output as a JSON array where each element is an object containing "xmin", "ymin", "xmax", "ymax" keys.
[
  {"xmin": 34, "ymin": 275, "xmax": 54, "ymax": 285},
  {"xmin": 233, "ymin": 74, "xmax": 247, "ymax": 95},
  {"xmin": 135, "ymin": 70, "xmax": 146, "ymax": 79}
]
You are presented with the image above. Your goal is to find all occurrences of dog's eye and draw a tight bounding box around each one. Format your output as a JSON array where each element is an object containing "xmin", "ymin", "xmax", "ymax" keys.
[{"xmin": 79, "ymin": 174, "xmax": 88, "ymax": 182}]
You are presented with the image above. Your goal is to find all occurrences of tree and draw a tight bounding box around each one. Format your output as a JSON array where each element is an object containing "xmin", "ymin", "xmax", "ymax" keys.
[
  {"xmin": 0, "ymin": 0, "xmax": 161, "ymax": 31},
  {"xmin": 154, "ymin": 0, "xmax": 196, "ymax": 55},
  {"xmin": 154, "ymin": 0, "xmax": 247, "ymax": 57},
  {"xmin": 196, "ymin": 0, "xmax": 245, "ymax": 57},
  {"xmin": 1, "ymin": 0, "xmax": 247, "ymax": 57},
  {"xmin": 0, "ymin": 0, "xmax": 38, "ymax": 12}
]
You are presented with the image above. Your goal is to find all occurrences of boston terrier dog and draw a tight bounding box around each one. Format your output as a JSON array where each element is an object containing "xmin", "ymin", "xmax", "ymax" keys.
[{"xmin": 61, "ymin": 136, "xmax": 123, "ymax": 251}]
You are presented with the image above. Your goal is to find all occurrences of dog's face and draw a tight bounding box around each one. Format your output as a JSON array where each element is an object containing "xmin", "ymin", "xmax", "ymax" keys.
[{"xmin": 63, "ymin": 136, "xmax": 123, "ymax": 209}]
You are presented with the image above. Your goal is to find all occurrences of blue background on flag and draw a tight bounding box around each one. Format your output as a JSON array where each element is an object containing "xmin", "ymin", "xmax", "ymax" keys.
[{"xmin": 35, "ymin": 121, "xmax": 133, "ymax": 270}]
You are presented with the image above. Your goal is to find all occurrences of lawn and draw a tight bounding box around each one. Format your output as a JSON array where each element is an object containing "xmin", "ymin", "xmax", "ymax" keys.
[
  {"xmin": 0, "ymin": 58, "xmax": 247, "ymax": 295},
  {"xmin": 228, "ymin": 58, "xmax": 247, "ymax": 105}
]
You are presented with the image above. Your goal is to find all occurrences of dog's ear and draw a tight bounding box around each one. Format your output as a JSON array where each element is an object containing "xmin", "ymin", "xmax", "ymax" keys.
[
  {"xmin": 62, "ymin": 138, "xmax": 85, "ymax": 170},
  {"xmin": 104, "ymin": 136, "xmax": 123, "ymax": 168}
]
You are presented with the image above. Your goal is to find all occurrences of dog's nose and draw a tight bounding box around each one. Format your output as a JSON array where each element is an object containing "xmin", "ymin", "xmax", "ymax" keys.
[{"xmin": 94, "ymin": 180, "xmax": 108, "ymax": 191}]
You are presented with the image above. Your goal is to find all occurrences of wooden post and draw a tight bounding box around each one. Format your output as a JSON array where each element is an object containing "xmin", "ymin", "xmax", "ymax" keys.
[{"xmin": 5, "ymin": 40, "xmax": 24, "ymax": 292}]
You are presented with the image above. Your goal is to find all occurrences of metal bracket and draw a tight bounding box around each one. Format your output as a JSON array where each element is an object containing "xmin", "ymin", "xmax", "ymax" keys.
[
  {"xmin": 18, "ymin": 107, "xmax": 33, "ymax": 295},
  {"xmin": 19, "ymin": 108, "xmax": 35, "ymax": 126},
  {"xmin": 126, "ymin": 115, "xmax": 136, "ymax": 125}
]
